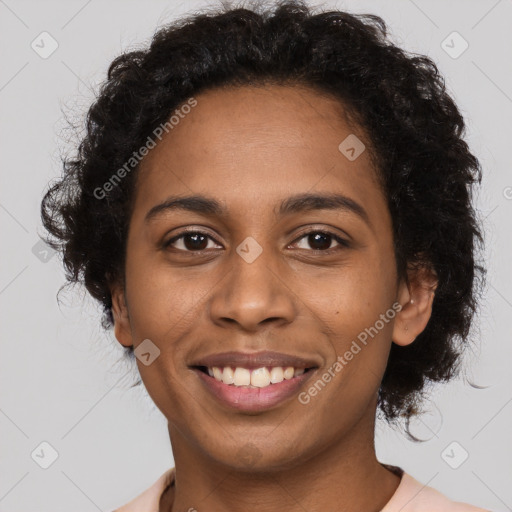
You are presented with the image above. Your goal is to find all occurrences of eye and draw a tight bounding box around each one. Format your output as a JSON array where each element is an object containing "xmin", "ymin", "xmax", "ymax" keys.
[
  {"xmin": 290, "ymin": 229, "xmax": 350, "ymax": 252},
  {"xmin": 163, "ymin": 230, "xmax": 222, "ymax": 252},
  {"xmin": 163, "ymin": 228, "xmax": 350, "ymax": 254}
]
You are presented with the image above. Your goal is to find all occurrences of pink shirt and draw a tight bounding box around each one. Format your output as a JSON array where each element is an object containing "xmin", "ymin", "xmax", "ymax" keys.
[{"xmin": 112, "ymin": 467, "xmax": 491, "ymax": 512}]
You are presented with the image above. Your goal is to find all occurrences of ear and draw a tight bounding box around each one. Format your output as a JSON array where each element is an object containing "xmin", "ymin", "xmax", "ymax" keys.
[
  {"xmin": 392, "ymin": 263, "xmax": 438, "ymax": 347},
  {"xmin": 110, "ymin": 281, "xmax": 133, "ymax": 347}
]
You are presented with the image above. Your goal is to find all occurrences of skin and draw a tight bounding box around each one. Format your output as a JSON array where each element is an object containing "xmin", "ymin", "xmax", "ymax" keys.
[{"xmin": 111, "ymin": 84, "xmax": 437, "ymax": 512}]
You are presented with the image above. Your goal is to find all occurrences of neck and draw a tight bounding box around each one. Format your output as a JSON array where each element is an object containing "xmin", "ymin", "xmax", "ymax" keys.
[{"xmin": 164, "ymin": 400, "xmax": 400, "ymax": 512}]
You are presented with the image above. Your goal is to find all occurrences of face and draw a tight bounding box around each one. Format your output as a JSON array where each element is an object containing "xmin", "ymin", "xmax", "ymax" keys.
[{"xmin": 111, "ymin": 84, "xmax": 433, "ymax": 471}]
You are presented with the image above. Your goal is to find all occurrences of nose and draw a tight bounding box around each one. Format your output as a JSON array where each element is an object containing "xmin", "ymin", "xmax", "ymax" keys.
[{"xmin": 209, "ymin": 243, "xmax": 297, "ymax": 332}]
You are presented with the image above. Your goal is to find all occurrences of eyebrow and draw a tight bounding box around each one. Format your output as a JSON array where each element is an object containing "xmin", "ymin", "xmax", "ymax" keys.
[{"xmin": 144, "ymin": 192, "xmax": 370, "ymax": 226}]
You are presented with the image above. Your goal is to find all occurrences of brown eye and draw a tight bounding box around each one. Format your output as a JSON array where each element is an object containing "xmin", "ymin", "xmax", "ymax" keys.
[
  {"xmin": 292, "ymin": 230, "xmax": 349, "ymax": 252},
  {"xmin": 164, "ymin": 231, "xmax": 221, "ymax": 252},
  {"xmin": 306, "ymin": 232, "xmax": 332, "ymax": 250}
]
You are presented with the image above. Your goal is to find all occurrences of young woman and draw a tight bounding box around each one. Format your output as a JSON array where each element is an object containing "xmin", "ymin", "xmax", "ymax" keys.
[{"xmin": 41, "ymin": 1, "xmax": 489, "ymax": 511}]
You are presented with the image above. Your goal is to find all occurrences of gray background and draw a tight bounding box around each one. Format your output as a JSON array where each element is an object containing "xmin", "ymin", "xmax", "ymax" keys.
[{"xmin": 1, "ymin": 0, "xmax": 511, "ymax": 510}]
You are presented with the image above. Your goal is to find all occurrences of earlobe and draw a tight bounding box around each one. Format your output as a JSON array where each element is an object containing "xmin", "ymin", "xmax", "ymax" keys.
[
  {"xmin": 110, "ymin": 283, "xmax": 133, "ymax": 347},
  {"xmin": 392, "ymin": 265, "xmax": 438, "ymax": 347}
]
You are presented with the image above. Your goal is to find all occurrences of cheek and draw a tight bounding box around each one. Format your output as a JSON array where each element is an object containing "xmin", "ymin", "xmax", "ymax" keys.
[
  {"xmin": 124, "ymin": 244, "xmax": 209, "ymax": 339},
  {"xmin": 123, "ymin": 257, "xmax": 204, "ymax": 416},
  {"xmin": 299, "ymin": 251, "xmax": 397, "ymax": 386},
  {"xmin": 305, "ymin": 251, "xmax": 396, "ymax": 333}
]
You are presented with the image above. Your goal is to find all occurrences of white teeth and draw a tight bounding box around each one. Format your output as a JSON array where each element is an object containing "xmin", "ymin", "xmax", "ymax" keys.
[
  {"xmin": 283, "ymin": 367, "xmax": 295, "ymax": 380},
  {"xmin": 251, "ymin": 367, "xmax": 270, "ymax": 387},
  {"xmin": 233, "ymin": 367, "xmax": 251, "ymax": 386},
  {"xmin": 269, "ymin": 367, "xmax": 284, "ymax": 384},
  {"xmin": 207, "ymin": 365, "xmax": 309, "ymax": 388},
  {"xmin": 222, "ymin": 366, "xmax": 235, "ymax": 385}
]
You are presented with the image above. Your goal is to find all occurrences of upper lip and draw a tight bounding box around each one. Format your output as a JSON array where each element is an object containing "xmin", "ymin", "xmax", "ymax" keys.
[{"xmin": 189, "ymin": 350, "xmax": 320, "ymax": 370}]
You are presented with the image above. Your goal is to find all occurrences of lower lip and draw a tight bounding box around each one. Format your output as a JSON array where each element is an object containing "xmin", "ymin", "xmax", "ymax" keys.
[{"xmin": 193, "ymin": 368, "xmax": 316, "ymax": 412}]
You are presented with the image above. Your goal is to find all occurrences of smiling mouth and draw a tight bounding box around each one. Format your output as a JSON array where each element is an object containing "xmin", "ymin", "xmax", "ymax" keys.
[{"xmin": 194, "ymin": 365, "xmax": 317, "ymax": 389}]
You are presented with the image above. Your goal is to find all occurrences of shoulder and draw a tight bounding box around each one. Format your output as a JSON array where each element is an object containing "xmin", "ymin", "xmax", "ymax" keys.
[
  {"xmin": 382, "ymin": 471, "xmax": 491, "ymax": 512},
  {"xmin": 112, "ymin": 467, "xmax": 175, "ymax": 512}
]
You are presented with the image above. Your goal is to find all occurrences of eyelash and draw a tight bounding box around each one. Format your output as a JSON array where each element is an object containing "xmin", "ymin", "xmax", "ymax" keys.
[{"xmin": 163, "ymin": 228, "xmax": 350, "ymax": 254}]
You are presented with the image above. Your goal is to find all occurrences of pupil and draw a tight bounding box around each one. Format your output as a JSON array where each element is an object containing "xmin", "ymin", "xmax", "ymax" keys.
[
  {"xmin": 309, "ymin": 233, "xmax": 331, "ymax": 250},
  {"xmin": 185, "ymin": 233, "xmax": 208, "ymax": 250}
]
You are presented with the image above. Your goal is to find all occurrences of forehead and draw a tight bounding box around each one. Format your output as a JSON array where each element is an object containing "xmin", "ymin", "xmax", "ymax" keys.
[{"xmin": 134, "ymin": 84, "xmax": 383, "ymax": 220}]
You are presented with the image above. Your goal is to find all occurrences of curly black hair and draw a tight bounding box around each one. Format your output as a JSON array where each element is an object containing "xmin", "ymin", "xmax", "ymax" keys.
[{"xmin": 41, "ymin": 0, "xmax": 485, "ymax": 423}]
